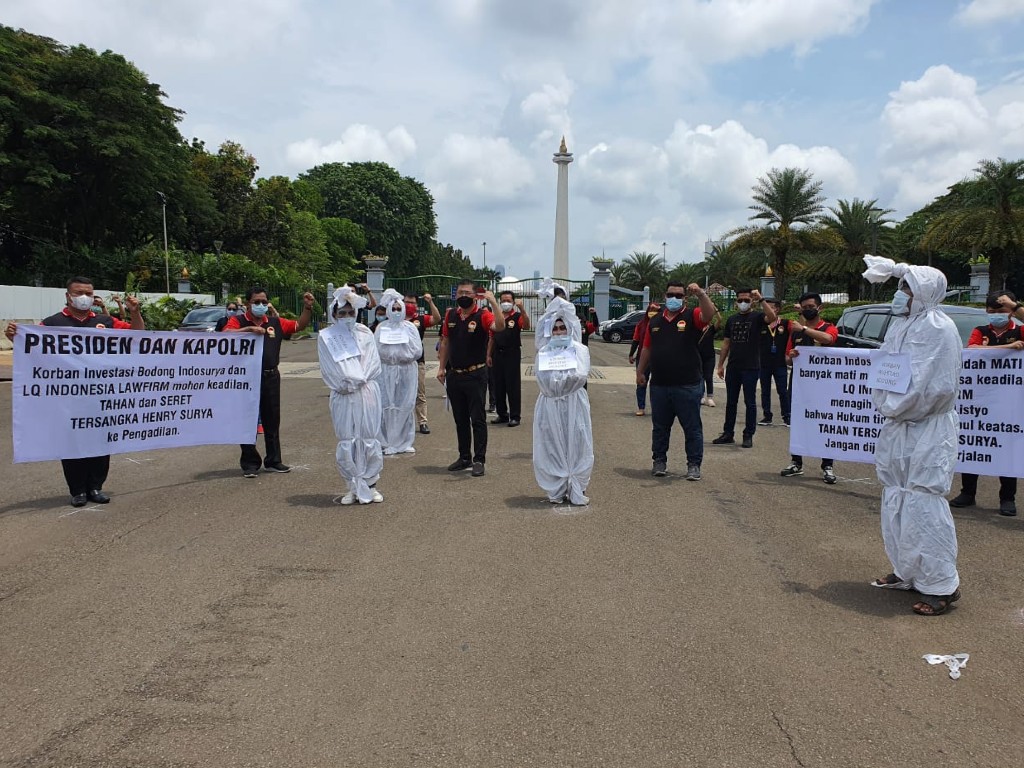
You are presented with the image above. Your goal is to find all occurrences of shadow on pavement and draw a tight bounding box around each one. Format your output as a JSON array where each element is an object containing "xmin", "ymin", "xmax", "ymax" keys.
[
  {"xmin": 413, "ymin": 465, "xmax": 457, "ymax": 475},
  {"xmin": 0, "ymin": 495, "xmax": 70, "ymax": 517},
  {"xmin": 784, "ymin": 579, "xmax": 916, "ymax": 618},
  {"xmin": 286, "ymin": 494, "xmax": 346, "ymax": 509},
  {"xmin": 193, "ymin": 468, "xmax": 247, "ymax": 481},
  {"xmin": 503, "ymin": 494, "xmax": 560, "ymax": 510}
]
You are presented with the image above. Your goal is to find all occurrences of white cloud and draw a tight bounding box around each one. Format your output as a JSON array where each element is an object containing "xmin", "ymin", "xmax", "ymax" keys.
[
  {"xmin": 576, "ymin": 140, "xmax": 670, "ymax": 203},
  {"xmin": 427, "ymin": 134, "xmax": 536, "ymax": 206},
  {"xmin": 284, "ymin": 125, "xmax": 417, "ymax": 169},
  {"xmin": 955, "ymin": 0, "xmax": 1024, "ymax": 25}
]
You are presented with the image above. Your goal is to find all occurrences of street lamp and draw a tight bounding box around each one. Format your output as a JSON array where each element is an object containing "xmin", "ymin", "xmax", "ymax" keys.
[
  {"xmin": 868, "ymin": 209, "xmax": 881, "ymax": 257},
  {"xmin": 213, "ymin": 239, "xmax": 223, "ymax": 262},
  {"xmin": 157, "ymin": 191, "xmax": 169, "ymax": 295},
  {"xmin": 662, "ymin": 241, "xmax": 667, "ymax": 271},
  {"xmin": 482, "ymin": 241, "xmax": 487, "ymax": 269}
]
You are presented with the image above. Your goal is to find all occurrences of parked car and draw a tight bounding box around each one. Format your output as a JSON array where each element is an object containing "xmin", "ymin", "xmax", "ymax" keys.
[
  {"xmin": 834, "ymin": 303, "xmax": 987, "ymax": 349},
  {"xmin": 178, "ymin": 306, "xmax": 229, "ymax": 332},
  {"xmin": 600, "ymin": 310, "xmax": 645, "ymax": 343}
]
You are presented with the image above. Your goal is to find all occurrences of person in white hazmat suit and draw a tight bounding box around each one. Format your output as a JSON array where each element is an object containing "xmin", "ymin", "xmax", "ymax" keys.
[
  {"xmin": 532, "ymin": 297, "xmax": 594, "ymax": 505},
  {"xmin": 863, "ymin": 256, "xmax": 962, "ymax": 615},
  {"xmin": 374, "ymin": 288, "xmax": 423, "ymax": 455},
  {"xmin": 534, "ymin": 278, "xmax": 570, "ymax": 350},
  {"xmin": 318, "ymin": 286, "xmax": 385, "ymax": 505}
]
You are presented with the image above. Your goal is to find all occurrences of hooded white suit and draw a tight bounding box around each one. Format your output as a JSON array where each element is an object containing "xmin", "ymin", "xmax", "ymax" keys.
[
  {"xmin": 534, "ymin": 278, "xmax": 570, "ymax": 350},
  {"xmin": 864, "ymin": 256, "xmax": 961, "ymax": 595},
  {"xmin": 374, "ymin": 289, "xmax": 423, "ymax": 454},
  {"xmin": 532, "ymin": 297, "xmax": 594, "ymax": 504},
  {"xmin": 318, "ymin": 287, "xmax": 384, "ymax": 503}
]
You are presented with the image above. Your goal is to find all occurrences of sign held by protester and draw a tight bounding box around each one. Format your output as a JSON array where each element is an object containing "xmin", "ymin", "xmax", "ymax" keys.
[{"xmin": 12, "ymin": 326, "xmax": 263, "ymax": 463}]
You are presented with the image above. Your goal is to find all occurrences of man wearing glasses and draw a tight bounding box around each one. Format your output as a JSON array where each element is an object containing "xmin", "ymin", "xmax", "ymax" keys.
[
  {"xmin": 223, "ymin": 286, "xmax": 315, "ymax": 477},
  {"xmin": 636, "ymin": 282, "xmax": 718, "ymax": 480}
]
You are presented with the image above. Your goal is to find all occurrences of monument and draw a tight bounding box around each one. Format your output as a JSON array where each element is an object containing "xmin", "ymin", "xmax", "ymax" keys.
[{"xmin": 552, "ymin": 136, "xmax": 573, "ymax": 280}]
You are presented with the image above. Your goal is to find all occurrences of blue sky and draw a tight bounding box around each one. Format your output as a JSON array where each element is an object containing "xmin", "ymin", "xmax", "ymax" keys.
[{"xmin": 6, "ymin": 0, "xmax": 1024, "ymax": 280}]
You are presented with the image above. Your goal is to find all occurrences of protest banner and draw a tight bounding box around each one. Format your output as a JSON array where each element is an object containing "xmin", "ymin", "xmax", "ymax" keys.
[
  {"xmin": 790, "ymin": 347, "xmax": 1024, "ymax": 477},
  {"xmin": 12, "ymin": 326, "xmax": 264, "ymax": 463}
]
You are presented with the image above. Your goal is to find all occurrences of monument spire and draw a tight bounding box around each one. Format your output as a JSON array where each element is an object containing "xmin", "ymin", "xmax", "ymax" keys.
[{"xmin": 552, "ymin": 136, "xmax": 573, "ymax": 280}]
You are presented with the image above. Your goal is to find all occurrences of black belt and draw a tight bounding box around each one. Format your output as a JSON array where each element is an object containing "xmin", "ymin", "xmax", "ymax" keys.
[
  {"xmin": 451, "ymin": 363, "xmax": 486, "ymax": 374},
  {"xmin": 263, "ymin": 367, "xmax": 279, "ymax": 372}
]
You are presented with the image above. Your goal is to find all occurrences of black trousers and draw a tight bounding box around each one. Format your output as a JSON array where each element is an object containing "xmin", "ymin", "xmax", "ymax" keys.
[
  {"xmin": 492, "ymin": 347, "xmax": 522, "ymax": 420},
  {"xmin": 240, "ymin": 369, "xmax": 282, "ymax": 471},
  {"xmin": 61, "ymin": 455, "xmax": 110, "ymax": 496},
  {"xmin": 448, "ymin": 367, "xmax": 488, "ymax": 463},
  {"xmin": 960, "ymin": 473, "xmax": 1017, "ymax": 501}
]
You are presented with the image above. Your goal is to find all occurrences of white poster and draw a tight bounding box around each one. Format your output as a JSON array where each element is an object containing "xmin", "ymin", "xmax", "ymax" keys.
[
  {"xmin": 12, "ymin": 326, "xmax": 264, "ymax": 463},
  {"xmin": 320, "ymin": 323, "xmax": 360, "ymax": 361},
  {"xmin": 538, "ymin": 346, "xmax": 578, "ymax": 371},
  {"xmin": 790, "ymin": 347, "xmax": 1024, "ymax": 477}
]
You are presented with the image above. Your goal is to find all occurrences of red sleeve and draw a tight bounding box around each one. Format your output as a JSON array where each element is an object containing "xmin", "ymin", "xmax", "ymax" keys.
[
  {"xmin": 632, "ymin": 320, "xmax": 645, "ymax": 342},
  {"xmin": 822, "ymin": 321, "xmax": 838, "ymax": 344},
  {"xmin": 223, "ymin": 316, "xmax": 242, "ymax": 330},
  {"xmin": 278, "ymin": 317, "xmax": 298, "ymax": 336},
  {"xmin": 968, "ymin": 328, "xmax": 984, "ymax": 346},
  {"xmin": 440, "ymin": 310, "xmax": 450, "ymax": 338},
  {"xmin": 693, "ymin": 307, "xmax": 707, "ymax": 330},
  {"xmin": 481, "ymin": 310, "xmax": 495, "ymax": 328},
  {"xmin": 111, "ymin": 319, "xmax": 132, "ymax": 329},
  {"xmin": 586, "ymin": 321, "xmax": 596, "ymax": 335},
  {"xmin": 642, "ymin": 322, "xmax": 653, "ymax": 349},
  {"xmin": 785, "ymin": 332, "xmax": 795, "ymax": 356},
  {"xmin": 422, "ymin": 314, "xmax": 435, "ymax": 329}
]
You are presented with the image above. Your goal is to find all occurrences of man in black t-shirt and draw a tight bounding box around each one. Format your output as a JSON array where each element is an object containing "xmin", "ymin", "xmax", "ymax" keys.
[
  {"xmin": 713, "ymin": 288, "xmax": 776, "ymax": 448},
  {"xmin": 757, "ymin": 297, "xmax": 791, "ymax": 426}
]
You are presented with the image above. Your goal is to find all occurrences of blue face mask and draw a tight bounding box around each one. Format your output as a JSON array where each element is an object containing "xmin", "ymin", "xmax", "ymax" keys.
[
  {"xmin": 665, "ymin": 297, "xmax": 684, "ymax": 312},
  {"xmin": 890, "ymin": 291, "xmax": 911, "ymax": 316},
  {"xmin": 548, "ymin": 334, "xmax": 571, "ymax": 349},
  {"xmin": 250, "ymin": 303, "xmax": 269, "ymax": 317},
  {"xmin": 989, "ymin": 313, "xmax": 1011, "ymax": 328}
]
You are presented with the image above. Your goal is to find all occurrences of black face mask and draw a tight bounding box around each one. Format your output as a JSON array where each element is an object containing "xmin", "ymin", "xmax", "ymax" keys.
[
  {"xmin": 456, "ymin": 296, "xmax": 474, "ymax": 309},
  {"xmin": 801, "ymin": 308, "xmax": 819, "ymax": 320}
]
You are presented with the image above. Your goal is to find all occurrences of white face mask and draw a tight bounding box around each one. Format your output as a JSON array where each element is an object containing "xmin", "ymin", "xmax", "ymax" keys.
[
  {"xmin": 338, "ymin": 316, "xmax": 357, "ymax": 328},
  {"xmin": 500, "ymin": 302, "xmax": 514, "ymax": 313},
  {"xmin": 548, "ymin": 333, "xmax": 571, "ymax": 348},
  {"xmin": 387, "ymin": 307, "xmax": 404, "ymax": 321},
  {"xmin": 70, "ymin": 294, "xmax": 94, "ymax": 311},
  {"xmin": 736, "ymin": 301, "xmax": 751, "ymax": 313}
]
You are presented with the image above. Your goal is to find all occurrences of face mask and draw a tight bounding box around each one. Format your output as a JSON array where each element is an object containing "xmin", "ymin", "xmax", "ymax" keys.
[
  {"xmin": 801, "ymin": 307, "xmax": 819, "ymax": 321},
  {"xmin": 549, "ymin": 334, "xmax": 571, "ymax": 348},
  {"xmin": 736, "ymin": 301, "xmax": 751, "ymax": 313},
  {"xmin": 647, "ymin": 310, "xmax": 657, "ymax": 318},
  {"xmin": 337, "ymin": 316, "xmax": 356, "ymax": 329},
  {"xmin": 456, "ymin": 295, "xmax": 474, "ymax": 309},
  {"xmin": 890, "ymin": 291, "xmax": 910, "ymax": 316},
  {"xmin": 70, "ymin": 294, "xmax": 94, "ymax": 311},
  {"xmin": 989, "ymin": 313, "xmax": 1011, "ymax": 328},
  {"xmin": 387, "ymin": 308, "xmax": 404, "ymax": 321},
  {"xmin": 500, "ymin": 302, "xmax": 514, "ymax": 313},
  {"xmin": 665, "ymin": 297, "xmax": 684, "ymax": 312},
  {"xmin": 250, "ymin": 304, "xmax": 269, "ymax": 317}
]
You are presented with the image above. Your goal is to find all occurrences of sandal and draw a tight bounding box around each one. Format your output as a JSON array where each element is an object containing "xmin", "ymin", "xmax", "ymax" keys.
[
  {"xmin": 871, "ymin": 573, "xmax": 913, "ymax": 590},
  {"xmin": 912, "ymin": 588, "xmax": 962, "ymax": 616}
]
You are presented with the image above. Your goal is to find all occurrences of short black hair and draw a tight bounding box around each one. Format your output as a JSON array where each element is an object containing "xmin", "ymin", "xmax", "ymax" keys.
[
  {"xmin": 66, "ymin": 277, "xmax": 93, "ymax": 290},
  {"xmin": 403, "ymin": 291, "xmax": 418, "ymax": 300},
  {"xmin": 666, "ymin": 281, "xmax": 685, "ymax": 290},
  {"xmin": 735, "ymin": 287, "xmax": 753, "ymax": 296},
  {"xmin": 246, "ymin": 286, "xmax": 268, "ymax": 301},
  {"xmin": 457, "ymin": 279, "xmax": 475, "ymax": 289},
  {"xmin": 988, "ymin": 290, "xmax": 1017, "ymax": 309},
  {"xmin": 500, "ymin": 290, "xmax": 516, "ymax": 301},
  {"xmin": 798, "ymin": 292, "xmax": 822, "ymax": 305},
  {"xmin": 764, "ymin": 297, "xmax": 782, "ymax": 306}
]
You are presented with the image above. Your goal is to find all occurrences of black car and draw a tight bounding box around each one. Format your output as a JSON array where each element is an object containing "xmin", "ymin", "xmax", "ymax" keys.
[
  {"xmin": 834, "ymin": 303, "xmax": 987, "ymax": 348},
  {"xmin": 600, "ymin": 310, "xmax": 645, "ymax": 343},
  {"xmin": 178, "ymin": 306, "xmax": 230, "ymax": 332}
]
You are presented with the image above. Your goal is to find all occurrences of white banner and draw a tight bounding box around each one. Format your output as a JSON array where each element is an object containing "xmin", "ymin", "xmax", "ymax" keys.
[
  {"xmin": 12, "ymin": 326, "xmax": 264, "ymax": 463},
  {"xmin": 790, "ymin": 347, "xmax": 1024, "ymax": 477}
]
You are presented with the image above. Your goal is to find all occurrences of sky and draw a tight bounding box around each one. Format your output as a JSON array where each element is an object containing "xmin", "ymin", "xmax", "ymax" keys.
[{"xmin": 6, "ymin": 0, "xmax": 1024, "ymax": 280}]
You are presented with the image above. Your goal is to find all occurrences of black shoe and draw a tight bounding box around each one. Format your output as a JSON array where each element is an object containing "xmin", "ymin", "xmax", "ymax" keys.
[
  {"xmin": 949, "ymin": 493, "xmax": 976, "ymax": 508},
  {"xmin": 757, "ymin": 417, "xmax": 772, "ymax": 426},
  {"xmin": 419, "ymin": 423, "xmax": 430, "ymax": 434},
  {"xmin": 999, "ymin": 500, "xmax": 1017, "ymax": 516},
  {"xmin": 447, "ymin": 459, "xmax": 472, "ymax": 472},
  {"xmin": 741, "ymin": 436, "xmax": 753, "ymax": 448},
  {"xmin": 87, "ymin": 490, "xmax": 110, "ymax": 503},
  {"xmin": 264, "ymin": 462, "xmax": 291, "ymax": 473},
  {"xmin": 71, "ymin": 494, "xmax": 88, "ymax": 508},
  {"xmin": 471, "ymin": 461, "xmax": 485, "ymax": 477},
  {"xmin": 507, "ymin": 419, "xmax": 520, "ymax": 427},
  {"xmin": 711, "ymin": 433, "xmax": 735, "ymax": 444},
  {"xmin": 242, "ymin": 469, "xmax": 259, "ymax": 478},
  {"xmin": 490, "ymin": 416, "xmax": 509, "ymax": 424},
  {"xmin": 652, "ymin": 460, "xmax": 667, "ymax": 477}
]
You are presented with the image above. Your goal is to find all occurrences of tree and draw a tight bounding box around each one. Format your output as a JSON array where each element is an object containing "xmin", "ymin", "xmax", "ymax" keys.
[
  {"xmin": 727, "ymin": 167, "xmax": 828, "ymax": 299},
  {"xmin": 300, "ymin": 161, "xmax": 437, "ymax": 277},
  {"xmin": 920, "ymin": 157, "xmax": 1024, "ymax": 291},
  {"xmin": 804, "ymin": 198, "xmax": 894, "ymax": 300},
  {"xmin": 703, "ymin": 241, "xmax": 760, "ymax": 289},
  {"xmin": 320, "ymin": 217, "xmax": 364, "ymax": 278},
  {"xmin": 620, "ymin": 250, "xmax": 666, "ymax": 295}
]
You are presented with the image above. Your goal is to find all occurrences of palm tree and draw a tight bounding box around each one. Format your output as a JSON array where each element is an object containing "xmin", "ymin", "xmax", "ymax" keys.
[
  {"xmin": 621, "ymin": 250, "xmax": 667, "ymax": 295},
  {"xmin": 609, "ymin": 262, "xmax": 631, "ymax": 286},
  {"xmin": 703, "ymin": 240, "xmax": 760, "ymax": 289},
  {"xmin": 920, "ymin": 157, "xmax": 1024, "ymax": 289},
  {"xmin": 727, "ymin": 167, "xmax": 828, "ymax": 299},
  {"xmin": 804, "ymin": 198, "xmax": 894, "ymax": 301},
  {"xmin": 667, "ymin": 261, "xmax": 706, "ymax": 289}
]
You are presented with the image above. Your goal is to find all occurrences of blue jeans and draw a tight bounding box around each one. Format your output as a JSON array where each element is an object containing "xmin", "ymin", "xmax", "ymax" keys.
[
  {"xmin": 635, "ymin": 361, "xmax": 650, "ymax": 409},
  {"xmin": 650, "ymin": 381, "xmax": 705, "ymax": 467},
  {"xmin": 722, "ymin": 367, "xmax": 759, "ymax": 438},
  {"xmin": 759, "ymin": 365, "xmax": 790, "ymax": 422}
]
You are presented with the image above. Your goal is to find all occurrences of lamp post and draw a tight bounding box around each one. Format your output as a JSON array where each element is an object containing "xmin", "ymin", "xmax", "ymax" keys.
[
  {"xmin": 213, "ymin": 239, "xmax": 223, "ymax": 263},
  {"xmin": 868, "ymin": 209, "xmax": 880, "ymax": 257},
  {"xmin": 482, "ymin": 241, "xmax": 487, "ymax": 269},
  {"xmin": 157, "ymin": 192, "xmax": 170, "ymax": 295},
  {"xmin": 662, "ymin": 241, "xmax": 667, "ymax": 271}
]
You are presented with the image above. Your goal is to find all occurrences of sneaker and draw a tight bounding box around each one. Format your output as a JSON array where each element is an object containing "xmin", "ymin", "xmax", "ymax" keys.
[
  {"xmin": 338, "ymin": 492, "xmax": 356, "ymax": 505},
  {"xmin": 700, "ymin": 396, "xmax": 708, "ymax": 406},
  {"xmin": 780, "ymin": 463, "xmax": 804, "ymax": 477},
  {"xmin": 999, "ymin": 500, "xmax": 1017, "ymax": 517},
  {"xmin": 264, "ymin": 462, "xmax": 291, "ymax": 473},
  {"xmin": 757, "ymin": 417, "xmax": 773, "ymax": 426},
  {"xmin": 369, "ymin": 490, "xmax": 384, "ymax": 503},
  {"xmin": 447, "ymin": 459, "xmax": 472, "ymax": 472},
  {"xmin": 782, "ymin": 420, "xmax": 790, "ymax": 428},
  {"xmin": 508, "ymin": 419, "xmax": 521, "ymax": 427},
  {"xmin": 711, "ymin": 433, "xmax": 735, "ymax": 444},
  {"xmin": 243, "ymin": 469, "xmax": 259, "ymax": 478},
  {"xmin": 490, "ymin": 416, "xmax": 509, "ymax": 424},
  {"xmin": 706, "ymin": 397, "xmax": 716, "ymax": 407},
  {"xmin": 419, "ymin": 423, "xmax": 430, "ymax": 435},
  {"xmin": 572, "ymin": 495, "xmax": 591, "ymax": 506},
  {"xmin": 686, "ymin": 465, "xmax": 701, "ymax": 481},
  {"xmin": 823, "ymin": 467, "xmax": 837, "ymax": 485},
  {"xmin": 471, "ymin": 461, "xmax": 485, "ymax": 477},
  {"xmin": 652, "ymin": 460, "xmax": 667, "ymax": 477},
  {"xmin": 949, "ymin": 493, "xmax": 976, "ymax": 508},
  {"xmin": 741, "ymin": 435, "xmax": 753, "ymax": 448},
  {"xmin": 635, "ymin": 409, "xmax": 646, "ymax": 416}
]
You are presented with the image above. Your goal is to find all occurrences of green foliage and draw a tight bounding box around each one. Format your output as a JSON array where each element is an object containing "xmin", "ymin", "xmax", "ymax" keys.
[
  {"xmin": 138, "ymin": 295, "xmax": 199, "ymax": 331},
  {"xmin": 617, "ymin": 251, "xmax": 667, "ymax": 295}
]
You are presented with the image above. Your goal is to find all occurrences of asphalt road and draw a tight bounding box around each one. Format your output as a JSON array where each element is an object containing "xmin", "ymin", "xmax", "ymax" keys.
[{"xmin": 1, "ymin": 334, "xmax": 1023, "ymax": 767}]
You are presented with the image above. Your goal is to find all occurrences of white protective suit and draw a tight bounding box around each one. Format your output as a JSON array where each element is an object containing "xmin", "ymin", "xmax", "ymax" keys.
[
  {"xmin": 534, "ymin": 278, "xmax": 571, "ymax": 350},
  {"xmin": 374, "ymin": 289, "xmax": 423, "ymax": 455},
  {"xmin": 532, "ymin": 297, "xmax": 594, "ymax": 504},
  {"xmin": 864, "ymin": 255, "xmax": 961, "ymax": 595},
  {"xmin": 318, "ymin": 286, "xmax": 384, "ymax": 503}
]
